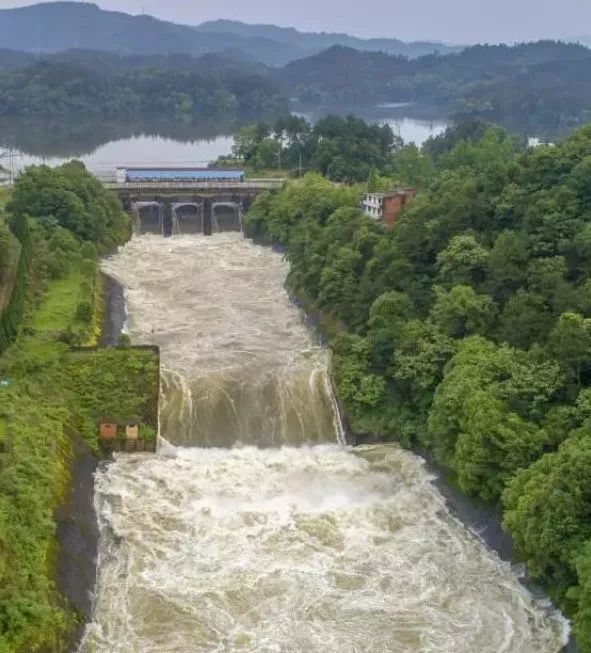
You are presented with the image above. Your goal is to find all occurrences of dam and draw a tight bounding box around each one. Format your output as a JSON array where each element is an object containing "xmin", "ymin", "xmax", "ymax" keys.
[
  {"xmin": 79, "ymin": 233, "xmax": 569, "ymax": 653},
  {"xmin": 103, "ymin": 168, "xmax": 285, "ymax": 236}
]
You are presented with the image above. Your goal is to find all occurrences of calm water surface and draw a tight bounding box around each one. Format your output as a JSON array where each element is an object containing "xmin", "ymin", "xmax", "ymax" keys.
[
  {"xmin": 0, "ymin": 109, "xmax": 449, "ymax": 179},
  {"xmin": 0, "ymin": 133, "xmax": 235, "ymax": 179}
]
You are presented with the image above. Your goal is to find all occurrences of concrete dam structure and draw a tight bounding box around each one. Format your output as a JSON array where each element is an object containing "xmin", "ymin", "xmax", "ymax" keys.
[
  {"xmin": 105, "ymin": 168, "xmax": 286, "ymax": 236},
  {"xmin": 129, "ymin": 196, "xmax": 246, "ymax": 236}
]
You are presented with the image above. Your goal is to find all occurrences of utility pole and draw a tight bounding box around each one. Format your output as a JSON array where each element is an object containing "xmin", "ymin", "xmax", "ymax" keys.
[{"xmin": 0, "ymin": 149, "xmax": 18, "ymax": 187}]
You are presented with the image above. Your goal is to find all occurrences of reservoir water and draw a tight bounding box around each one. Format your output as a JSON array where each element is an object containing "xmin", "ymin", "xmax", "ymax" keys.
[
  {"xmin": 80, "ymin": 234, "xmax": 569, "ymax": 652},
  {"xmin": 0, "ymin": 132, "xmax": 235, "ymax": 180},
  {"xmin": 0, "ymin": 110, "xmax": 449, "ymax": 180}
]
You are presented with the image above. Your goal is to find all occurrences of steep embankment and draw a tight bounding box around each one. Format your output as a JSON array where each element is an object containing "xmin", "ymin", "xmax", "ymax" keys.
[
  {"xmin": 0, "ymin": 190, "xmax": 25, "ymax": 352},
  {"xmin": 0, "ymin": 162, "xmax": 159, "ymax": 653},
  {"xmin": 0, "ymin": 211, "xmax": 20, "ymax": 314}
]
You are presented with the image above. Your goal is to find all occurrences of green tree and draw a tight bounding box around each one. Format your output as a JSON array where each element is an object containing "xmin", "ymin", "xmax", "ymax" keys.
[
  {"xmin": 317, "ymin": 246, "xmax": 364, "ymax": 322},
  {"xmin": 391, "ymin": 319, "xmax": 456, "ymax": 424},
  {"xmin": 366, "ymin": 291, "xmax": 414, "ymax": 370},
  {"xmin": 453, "ymin": 391, "xmax": 547, "ymax": 500},
  {"xmin": 548, "ymin": 312, "xmax": 591, "ymax": 388},
  {"xmin": 430, "ymin": 285, "xmax": 497, "ymax": 338},
  {"xmin": 503, "ymin": 432, "xmax": 591, "ymax": 590},
  {"xmin": 8, "ymin": 161, "xmax": 128, "ymax": 249},
  {"xmin": 498, "ymin": 289, "xmax": 553, "ymax": 349},
  {"xmin": 486, "ymin": 230, "xmax": 527, "ymax": 301},
  {"xmin": 526, "ymin": 256, "xmax": 576, "ymax": 315},
  {"xmin": 574, "ymin": 541, "xmax": 591, "ymax": 650},
  {"xmin": 436, "ymin": 233, "xmax": 489, "ymax": 287},
  {"xmin": 428, "ymin": 337, "xmax": 561, "ymax": 467},
  {"xmin": 332, "ymin": 333, "xmax": 387, "ymax": 423}
]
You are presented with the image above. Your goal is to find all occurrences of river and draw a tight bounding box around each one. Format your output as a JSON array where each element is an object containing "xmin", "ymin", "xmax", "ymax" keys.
[{"xmin": 79, "ymin": 233, "xmax": 569, "ymax": 653}]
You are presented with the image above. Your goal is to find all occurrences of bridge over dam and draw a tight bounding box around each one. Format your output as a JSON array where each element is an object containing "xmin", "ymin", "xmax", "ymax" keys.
[{"xmin": 103, "ymin": 175, "xmax": 286, "ymax": 236}]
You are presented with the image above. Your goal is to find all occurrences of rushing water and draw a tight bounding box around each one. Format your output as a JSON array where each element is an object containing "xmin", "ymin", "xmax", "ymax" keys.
[{"xmin": 80, "ymin": 234, "xmax": 569, "ymax": 652}]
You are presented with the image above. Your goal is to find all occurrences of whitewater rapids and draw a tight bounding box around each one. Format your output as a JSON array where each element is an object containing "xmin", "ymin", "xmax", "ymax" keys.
[{"xmin": 79, "ymin": 234, "xmax": 569, "ymax": 652}]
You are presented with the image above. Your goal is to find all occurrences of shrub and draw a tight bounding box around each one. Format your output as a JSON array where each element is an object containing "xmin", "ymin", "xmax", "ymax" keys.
[{"xmin": 75, "ymin": 301, "xmax": 93, "ymax": 323}]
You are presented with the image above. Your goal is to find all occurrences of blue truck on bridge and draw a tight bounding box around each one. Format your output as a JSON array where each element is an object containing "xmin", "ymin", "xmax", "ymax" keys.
[{"xmin": 118, "ymin": 167, "xmax": 245, "ymax": 184}]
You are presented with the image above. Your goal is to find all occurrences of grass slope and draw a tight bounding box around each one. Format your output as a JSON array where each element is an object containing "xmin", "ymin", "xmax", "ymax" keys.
[{"xmin": 0, "ymin": 218, "xmax": 158, "ymax": 652}]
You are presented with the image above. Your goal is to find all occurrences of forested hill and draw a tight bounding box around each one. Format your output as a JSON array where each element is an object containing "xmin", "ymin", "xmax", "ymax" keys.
[
  {"xmin": 0, "ymin": 49, "xmax": 271, "ymax": 76},
  {"xmin": 281, "ymin": 41, "xmax": 591, "ymax": 128},
  {"xmin": 0, "ymin": 2, "xmax": 296, "ymax": 64},
  {"xmin": 0, "ymin": 2, "xmax": 458, "ymax": 66},
  {"xmin": 0, "ymin": 54, "xmax": 287, "ymax": 120},
  {"xmin": 2, "ymin": 5, "xmax": 591, "ymax": 130},
  {"xmin": 194, "ymin": 20, "xmax": 460, "ymax": 60},
  {"xmin": 244, "ymin": 122, "xmax": 591, "ymax": 651}
]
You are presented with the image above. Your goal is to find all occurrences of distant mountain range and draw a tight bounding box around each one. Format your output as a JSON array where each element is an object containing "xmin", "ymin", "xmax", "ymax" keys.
[
  {"xmin": 193, "ymin": 19, "xmax": 462, "ymax": 61},
  {"xmin": 0, "ymin": 2, "xmax": 462, "ymax": 66},
  {"xmin": 570, "ymin": 35, "xmax": 591, "ymax": 48}
]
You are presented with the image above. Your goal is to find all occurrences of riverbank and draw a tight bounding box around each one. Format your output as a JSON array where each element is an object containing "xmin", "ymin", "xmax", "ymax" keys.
[
  {"xmin": 54, "ymin": 436, "xmax": 100, "ymax": 652},
  {"xmin": 55, "ymin": 273, "xmax": 125, "ymax": 652},
  {"xmin": 426, "ymin": 452, "xmax": 577, "ymax": 652},
  {"xmin": 0, "ymin": 259, "xmax": 160, "ymax": 651}
]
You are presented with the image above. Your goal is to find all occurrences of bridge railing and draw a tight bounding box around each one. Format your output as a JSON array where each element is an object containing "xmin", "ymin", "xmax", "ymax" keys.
[{"xmin": 103, "ymin": 179, "xmax": 287, "ymax": 191}]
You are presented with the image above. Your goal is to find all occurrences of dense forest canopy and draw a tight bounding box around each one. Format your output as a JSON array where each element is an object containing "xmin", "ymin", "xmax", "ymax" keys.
[
  {"xmin": 280, "ymin": 41, "xmax": 591, "ymax": 130},
  {"xmin": 0, "ymin": 54, "xmax": 287, "ymax": 120},
  {"xmin": 244, "ymin": 121, "xmax": 591, "ymax": 649},
  {"xmin": 230, "ymin": 114, "xmax": 404, "ymax": 182},
  {"xmin": 1, "ymin": 39, "xmax": 591, "ymax": 131},
  {"xmin": 7, "ymin": 161, "xmax": 128, "ymax": 250},
  {"xmin": 228, "ymin": 115, "xmax": 525, "ymax": 185}
]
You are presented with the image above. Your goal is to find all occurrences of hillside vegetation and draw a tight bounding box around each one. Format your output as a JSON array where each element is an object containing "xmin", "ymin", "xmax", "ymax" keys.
[
  {"xmin": 0, "ymin": 162, "xmax": 159, "ymax": 653},
  {"xmin": 0, "ymin": 206, "xmax": 20, "ymax": 314},
  {"xmin": 231, "ymin": 114, "xmax": 401, "ymax": 182},
  {"xmin": 0, "ymin": 54, "xmax": 286, "ymax": 120},
  {"xmin": 245, "ymin": 122, "xmax": 591, "ymax": 649},
  {"xmin": 281, "ymin": 41, "xmax": 591, "ymax": 131},
  {"xmin": 0, "ymin": 35, "xmax": 591, "ymax": 132}
]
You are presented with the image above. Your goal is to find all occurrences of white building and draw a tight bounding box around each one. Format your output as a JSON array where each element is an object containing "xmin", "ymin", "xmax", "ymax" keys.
[
  {"xmin": 361, "ymin": 192, "xmax": 386, "ymax": 221},
  {"xmin": 361, "ymin": 188, "xmax": 418, "ymax": 226}
]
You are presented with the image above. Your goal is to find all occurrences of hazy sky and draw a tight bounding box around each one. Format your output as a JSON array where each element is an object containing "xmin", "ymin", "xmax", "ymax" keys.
[{"xmin": 2, "ymin": 0, "xmax": 591, "ymax": 44}]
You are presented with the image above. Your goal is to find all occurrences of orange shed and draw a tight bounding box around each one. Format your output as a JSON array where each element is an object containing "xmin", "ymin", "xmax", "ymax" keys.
[{"xmin": 99, "ymin": 422, "xmax": 118, "ymax": 439}]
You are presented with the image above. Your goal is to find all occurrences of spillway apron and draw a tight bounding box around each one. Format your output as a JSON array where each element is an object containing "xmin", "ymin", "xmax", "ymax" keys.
[{"xmin": 79, "ymin": 234, "xmax": 569, "ymax": 653}]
